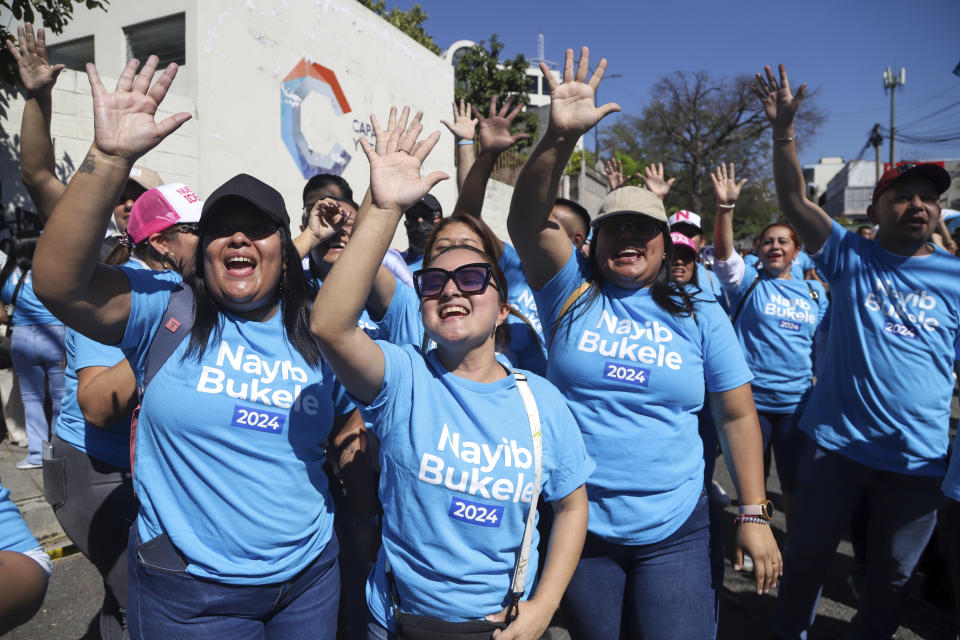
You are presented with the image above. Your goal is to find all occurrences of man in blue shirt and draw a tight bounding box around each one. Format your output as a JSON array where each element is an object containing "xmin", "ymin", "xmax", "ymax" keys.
[{"xmin": 756, "ymin": 63, "xmax": 960, "ymax": 640}]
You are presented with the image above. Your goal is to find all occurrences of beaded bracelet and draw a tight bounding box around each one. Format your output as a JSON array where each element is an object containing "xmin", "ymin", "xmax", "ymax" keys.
[{"xmin": 734, "ymin": 514, "xmax": 770, "ymax": 532}]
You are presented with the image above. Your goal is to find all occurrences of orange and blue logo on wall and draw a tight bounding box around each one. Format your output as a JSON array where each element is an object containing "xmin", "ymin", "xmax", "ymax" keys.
[{"xmin": 281, "ymin": 59, "xmax": 352, "ymax": 178}]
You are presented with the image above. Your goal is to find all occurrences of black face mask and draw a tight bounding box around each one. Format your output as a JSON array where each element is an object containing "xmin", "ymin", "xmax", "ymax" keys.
[{"xmin": 406, "ymin": 219, "xmax": 436, "ymax": 255}]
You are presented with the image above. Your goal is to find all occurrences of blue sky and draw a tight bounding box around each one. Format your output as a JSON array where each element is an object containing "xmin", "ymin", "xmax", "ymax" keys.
[{"xmin": 409, "ymin": 0, "xmax": 960, "ymax": 168}]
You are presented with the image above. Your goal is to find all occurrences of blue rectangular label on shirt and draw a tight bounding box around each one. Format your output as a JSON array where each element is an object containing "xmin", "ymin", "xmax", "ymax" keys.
[
  {"xmin": 230, "ymin": 405, "xmax": 286, "ymax": 434},
  {"xmin": 778, "ymin": 320, "xmax": 802, "ymax": 332},
  {"xmin": 448, "ymin": 497, "xmax": 503, "ymax": 528},
  {"xmin": 882, "ymin": 320, "xmax": 917, "ymax": 339},
  {"xmin": 603, "ymin": 362, "xmax": 650, "ymax": 386}
]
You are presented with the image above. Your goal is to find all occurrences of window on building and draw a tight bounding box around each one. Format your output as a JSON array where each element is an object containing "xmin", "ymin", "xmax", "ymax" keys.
[
  {"xmin": 124, "ymin": 13, "xmax": 185, "ymax": 68},
  {"xmin": 526, "ymin": 74, "xmax": 539, "ymax": 94},
  {"xmin": 47, "ymin": 36, "xmax": 94, "ymax": 71}
]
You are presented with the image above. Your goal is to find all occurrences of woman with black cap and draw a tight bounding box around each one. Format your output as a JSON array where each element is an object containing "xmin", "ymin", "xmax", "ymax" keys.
[
  {"xmin": 506, "ymin": 47, "xmax": 780, "ymax": 639},
  {"xmin": 32, "ymin": 56, "xmax": 351, "ymax": 639}
]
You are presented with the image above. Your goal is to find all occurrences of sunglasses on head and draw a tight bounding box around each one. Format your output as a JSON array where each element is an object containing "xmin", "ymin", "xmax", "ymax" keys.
[
  {"xmin": 170, "ymin": 223, "xmax": 200, "ymax": 236},
  {"xmin": 412, "ymin": 263, "xmax": 500, "ymax": 299}
]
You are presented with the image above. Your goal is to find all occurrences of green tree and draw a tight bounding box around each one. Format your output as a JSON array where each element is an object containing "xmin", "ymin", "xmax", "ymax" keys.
[
  {"xmin": 453, "ymin": 35, "xmax": 538, "ymax": 151},
  {"xmin": 0, "ymin": 0, "xmax": 109, "ymax": 85},
  {"xmin": 356, "ymin": 0, "xmax": 440, "ymax": 54},
  {"xmin": 601, "ymin": 70, "xmax": 825, "ymax": 241}
]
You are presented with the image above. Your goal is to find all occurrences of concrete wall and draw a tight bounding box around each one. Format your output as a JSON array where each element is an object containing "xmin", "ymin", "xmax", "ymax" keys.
[{"xmin": 1, "ymin": 0, "xmax": 455, "ymax": 249}]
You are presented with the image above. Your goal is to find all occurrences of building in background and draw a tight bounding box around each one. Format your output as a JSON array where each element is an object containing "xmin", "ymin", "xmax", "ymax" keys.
[
  {"xmin": 0, "ymin": 0, "xmax": 455, "ymax": 248},
  {"xmin": 803, "ymin": 156, "xmax": 845, "ymax": 205}
]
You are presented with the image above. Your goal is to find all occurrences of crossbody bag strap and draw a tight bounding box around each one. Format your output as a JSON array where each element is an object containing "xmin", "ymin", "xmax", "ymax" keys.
[
  {"xmin": 805, "ymin": 279, "xmax": 820, "ymax": 304},
  {"xmin": 548, "ymin": 281, "xmax": 591, "ymax": 348},
  {"xmin": 508, "ymin": 371, "xmax": 543, "ymax": 605},
  {"xmin": 729, "ymin": 272, "xmax": 762, "ymax": 326},
  {"xmin": 9, "ymin": 267, "xmax": 28, "ymax": 308}
]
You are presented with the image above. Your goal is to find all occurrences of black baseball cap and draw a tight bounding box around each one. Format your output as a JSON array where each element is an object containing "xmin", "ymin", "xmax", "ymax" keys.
[
  {"xmin": 404, "ymin": 194, "xmax": 442, "ymax": 219},
  {"xmin": 200, "ymin": 174, "xmax": 290, "ymax": 229}
]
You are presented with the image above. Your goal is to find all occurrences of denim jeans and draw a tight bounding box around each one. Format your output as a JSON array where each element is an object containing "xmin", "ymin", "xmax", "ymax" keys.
[
  {"xmin": 127, "ymin": 527, "xmax": 340, "ymax": 640},
  {"xmin": 757, "ymin": 409, "xmax": 809, "ymax": 493},
  {"xmin": 562, "ymin": 491, "xmax": 718, "ymax": 640},
  {"xmin": 44, "ymin": 436, "xmax": 137, "ymax": 640},
  {"xmin": 773, "ymin": 443, "xmax": 943, "ymax": 639},
  {"xmin": 11, "ymin": 324, "xmax": 66, "ymax": 464}
]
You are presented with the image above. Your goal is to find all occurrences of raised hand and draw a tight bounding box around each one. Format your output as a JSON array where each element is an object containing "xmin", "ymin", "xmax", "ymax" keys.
[
  {"xmin": 752, "ymin": 64, "xmax": 806, "ymax": 132},
  {"xmin": 604, "ymin": 157, "xmax": 624, "ymax": 190},
  {"xmin": 639, "ymin": 163, "xmax": 675, "ymax": 200},
  {"xmin": 543, "ymin": 47, "xmax": 620, "ymax": 139},
  {"xmin": 710, "ymin": 163, "xmax": 748, "ymax": 206},
  {"xmin": 87, "ymin": 56, "xmax": 191, "ymax": 160},
  {"xmin": 440, "ymin": 99, "xmax": 478, "ymax": 141},
  {"xmin": 359, "ymin": 106, "xmax": 448, "ymax": 212},
  {"xmin": 5, "ymin": 23, "xmax": 65, "ymax": 94},
  {"xmin": 476, "ymin": 95, "xmax": 531, "ymax": 154},
  {"xmin": 306, "ymin": 198, "xmax": 352, "ymax": 244}
]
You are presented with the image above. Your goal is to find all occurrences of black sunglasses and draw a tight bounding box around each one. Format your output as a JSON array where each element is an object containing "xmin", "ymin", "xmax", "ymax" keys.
[
  {"xmin": 599, "ymin": 217, "xmax": 663, "ymax": 237},
  {"xmin": 170, "ymin": 223, "xmax": 200, "ymax": 236},
  {"xmin": 413, "ymin": 263, "xmax": 500, "ymax": 299}
]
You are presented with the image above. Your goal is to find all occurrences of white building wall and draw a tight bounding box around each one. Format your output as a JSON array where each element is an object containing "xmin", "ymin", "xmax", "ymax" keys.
[{"xmin": 2, "ymin": 0, "xmax": 455, "ymax": 249}]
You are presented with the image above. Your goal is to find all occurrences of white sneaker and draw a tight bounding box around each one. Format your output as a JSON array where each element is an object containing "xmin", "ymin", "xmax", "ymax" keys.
[{"xmin": 16, "ymin": 459, "xmax": 41, "ymax": 470}]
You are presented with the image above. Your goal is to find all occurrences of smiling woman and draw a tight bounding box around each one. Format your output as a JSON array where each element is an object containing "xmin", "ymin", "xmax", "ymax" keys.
[{"xmin": 30, "ymin": 56, "xmax": 355, "ymax": 639}]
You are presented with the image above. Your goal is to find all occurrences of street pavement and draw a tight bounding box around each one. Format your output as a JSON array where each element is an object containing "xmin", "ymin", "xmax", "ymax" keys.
[{"xmin": 2, "ymin": 421, "xmax": 957, "ymax": 639}]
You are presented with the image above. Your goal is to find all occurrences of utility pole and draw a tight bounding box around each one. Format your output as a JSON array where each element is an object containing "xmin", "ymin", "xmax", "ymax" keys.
[
  {"xmin": 882, "ymin": 66, "xmax": 906, "ymax": 167},
  {"xmin": 869, "ymin": 123, "xmax": 884, "ymax": 182}
]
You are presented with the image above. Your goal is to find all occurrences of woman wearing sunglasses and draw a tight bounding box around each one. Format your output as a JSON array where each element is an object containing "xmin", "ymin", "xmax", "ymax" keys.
[
  {"xmin": 311, "ymin": 113, "xmax": 593, "ymax": 640},
  {"xmin": 710, "ymin": 163, "xmax": 828, "ymax": 527},
  {"xmin": 506, "ymin": 47, "xmax": 780, "ymax": 639},
  {"xmin": 32, "ymin": 57, "xmax": 352, "ymax": 639}
]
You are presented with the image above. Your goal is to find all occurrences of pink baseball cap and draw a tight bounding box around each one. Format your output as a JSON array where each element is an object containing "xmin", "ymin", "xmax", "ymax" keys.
[
  {"xmin": 128, "ymin": 183, "xmax": 204, "ymax": 244},
  {"xmin": 670, "ymin": 231, "xmax": 698, "ymax": 259}
]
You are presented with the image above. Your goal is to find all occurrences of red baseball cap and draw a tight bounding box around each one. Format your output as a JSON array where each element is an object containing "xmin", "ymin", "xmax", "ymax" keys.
[{"xmin": 871, "ymin": 163, "xmax": 951, "ymax": 207}]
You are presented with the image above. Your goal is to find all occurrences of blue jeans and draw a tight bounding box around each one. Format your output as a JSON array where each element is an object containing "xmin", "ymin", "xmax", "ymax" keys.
[
  {"xmin": 127, "ymin": 527, "xmax": 340, "ymax": 639},
  {"xmin": 757, "ymin": 408, "xmax": 808, "ymax": 493},
  {"xmin": 562, "ymin": 492, "xmax": 718, "ymax": 640},
  {"xmin": 773, "ymin": 443, "xmax": 943, "ymax": 639},
  {"xmin": 11, "ymin": 324, "xmax": 65, "ymax": 464}
]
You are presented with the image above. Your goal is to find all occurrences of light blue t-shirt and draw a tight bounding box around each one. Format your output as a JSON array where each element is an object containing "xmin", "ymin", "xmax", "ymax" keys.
[
  {"xmin": 0, "ymin": 477, "xmax": 39, "ymax": 553},
  {"xmin": 499, "ymin": 243, "xmax": 546, "ymax": 375},
  {"xmin": 535, "ymin": 253, "xmax": 752, "ymax": 545},
  {"xmin": 803, "ymin": 221, "xmax": 960, "ymax": 476},
  {"xmin": 723, "ymin": 259, "xmax": 828, "ymax": 412},
  {"xmin": 56, "ymin": 261, "xmax": 178, "ymax": 468},
  {"xmin": 695, "ymin": 262, "xmax": 722, "ymax": 303},
  {"xmin": 0, "ymin": 268, "xmax": 61, "ymax": 326},
  {"xmin": 310, "ymin": 274, "xmax": 385, "ymax": 340},
  {"xmin": 119, "ymin": 267, "xmax": 353, "ymax": 584},
  {"xmin": 358, "ymin": 341, "xmax": 593, "ymax": 628}
]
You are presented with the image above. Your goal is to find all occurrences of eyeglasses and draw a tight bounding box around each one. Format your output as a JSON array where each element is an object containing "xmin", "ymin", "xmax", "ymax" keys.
[
  {"xmin": 412, "ymin": 263, "xmax": 500, "ymax": 299},
  {"xmin": 170, "ymin": 223, "xmax": 200, "ymax": 236},
  {"xmin": 598, "ymin": 217, "xmax": 662, "ymax": 237}
]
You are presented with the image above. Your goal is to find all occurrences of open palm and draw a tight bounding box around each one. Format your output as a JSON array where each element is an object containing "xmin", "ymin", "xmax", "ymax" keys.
[
  {"xmin": 753, "ymin": 64, "xmax": 806, "ymax": 131},
  {"xmin": 477, "ymin": 95, "xmax": 531, "ymax": 153},
  {"xmin": 6, "ymin": 23, "xmax": 64, "ymax": 93},
  {"xmin": 88, "ymin": 56, "xmax": 191, "ymax": 160},
  {"xmin": 360, "ymin": 111, "xmax": 448, "ymax": 212},
  {"xmin": 543, "ymin": 47, "xmax": 620, "ymax": 138}
]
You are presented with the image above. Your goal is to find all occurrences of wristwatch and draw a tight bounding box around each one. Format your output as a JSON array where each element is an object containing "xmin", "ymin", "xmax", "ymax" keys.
[{"xmin": 738, "ymin": 500, "xmax": 775, "ymax": 521}]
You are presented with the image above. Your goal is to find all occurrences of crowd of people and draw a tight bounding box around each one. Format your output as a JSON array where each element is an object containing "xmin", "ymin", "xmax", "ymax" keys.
[{"xmin": 1, "ymin": 22, "xmax": 958, "ymax": 640}]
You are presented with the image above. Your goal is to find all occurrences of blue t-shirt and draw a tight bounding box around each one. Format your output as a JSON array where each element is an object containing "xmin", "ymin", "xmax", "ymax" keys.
[
  {"xmin": 357, "ymin": 341, "xmax": 593, "ymax": 628},
  {"xmin": 695, "ymin": 263, "xmax": 722, "ymax": 303},
  {"xmin": 534, "ymin": 253, "xmax": 752, "ymax": 544},
  {"xmin": 56, "ymin": 260, "xmax": 177, "ymax": 468},
  {"xmin": 499, "ymin": 244, "xmax": 546, "ymax": 375},
  {"xmin": 119, "ymin": 267, "xmax": 353, "ymax": 584},
  {"xmin": 401, "ymin": 250, "xmax": 425, "ymax": 273},
  {"xmin": 0, "ymin": 477, "xmax": 39, "ymax": 552},
  {"xmin": 310, "ymin": 273, "xmax": 385, "ymax": 340},
  {"xmin": 0, "ymin": 268, "xmax": 61, "ymax": 326},
  {"xmin": 724, "ymin": 260, "xmax": 828, "ymax": 412},
  {"xmin": 803, "ymin": 221, "xmax": 960, "ymax": 475}
]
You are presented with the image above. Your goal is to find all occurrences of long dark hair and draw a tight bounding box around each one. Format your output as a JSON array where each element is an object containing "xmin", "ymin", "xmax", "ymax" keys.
[
  {"xmin": 184, "ymin": 225, "xmax": 321, "ymax": 366},
  {"xmin": 0, "ymin": 236, "xmax": 39, "ymax": 289},
  {"xmin": 551, "ymin": 224, "xmax": 697, "ymax": 346}
]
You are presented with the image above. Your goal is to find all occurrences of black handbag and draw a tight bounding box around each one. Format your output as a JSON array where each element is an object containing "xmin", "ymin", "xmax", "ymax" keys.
[{"xmin": 387, "ymin": 372, "xmax": 543, "ymax": 640}]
